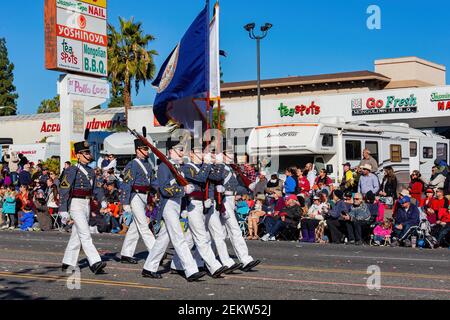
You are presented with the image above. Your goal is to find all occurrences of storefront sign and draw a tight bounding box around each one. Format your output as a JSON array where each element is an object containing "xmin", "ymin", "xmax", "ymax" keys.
[
  {"xmin": 431, "ymin": 92, "xmax": 450, "ymax": 111},
  {"xmin": 40, "ymin": 118, "xmax": 124, "ymax": 133},
  {"xmin": 45, "ymin": 0, "xmax": 107, "ymax": 77},
  {"xmin": 278, "ymin": 102, "xmax": 321, "ymax": 118},
  {"xmin": 67, "ymin": 76, "xmax": 109, "ymax": 99},
  {"xmin": 352, "ymin": 94, "xmax": 418, "ymax": 115}
]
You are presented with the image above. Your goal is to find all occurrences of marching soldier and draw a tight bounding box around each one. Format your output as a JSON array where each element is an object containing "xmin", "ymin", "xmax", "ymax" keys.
[
  {"xmin": 170, "ymin": 140, "xmax": 228, "ymax": 278},
  {"xmin": 203, "ymin": 148, "xmax": 243, "ymax": 274},
  {"xmin": 119, "ymin": 139, "xmax": 157, "ymax": 264},
  {"xmin": 218, "ymin": 145, "xmax": 261, "ymax": 272},
  {"xmin": 60, "ymin": 139, "xmax": 107, "ymax": 275},
  {"xmin": 142, "ymin": 140, "xmax": 207, "ymax": 282}
]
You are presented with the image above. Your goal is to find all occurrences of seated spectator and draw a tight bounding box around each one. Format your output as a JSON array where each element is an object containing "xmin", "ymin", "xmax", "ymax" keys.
[
  {"xmin": 253, "ymin": 172, "xmax": 268, "ymax": 197},
  {"xmin": 236, "ymin": 196, "xmax": 250, "ymax": 217},
  {"xmin": 313, "ymin": 169, "xmax": 333, "ymax": 190},
  {"xmin": 391, "ymin": 196, "xmax": 420, "ymax": 247},
  {"xmin": 436, "ymin": 206, "xmax": 450, "ymax": 247},
  {"xmin": 420, "ymin": 188, "xmax": 434, "ymax": 211},
  {"xmin": 365, "ymin": 191, "xmax": 383, "ymax": 224},
  {"xmin": 261, "ymin": 195, "xmax": 301, "ymax": 241},
  {"xmin": 372, "ymin": 219, "xmax": 393, "ymax": 246},
  {"xmin": 425, "ymin": 188, "xmax": 448, "ymax": 226},
  {"xmin": 247, "ymin": 198, "xmax": 266, "ymax": 240},
  {"xmin": 325, "ymin": 190, "xmax": 351, "ymax": 244},
  {"xmin": 297, "ymin": 169, "xmax": 311, "ymax": 197},
  {"xmin": 408, "ymin": 170, "xmax": 425, "ymax": 204},
  {"xmin": 300, "ymin": 195, "xmax": 325, "ymax": 243},
  {"xmin": 101, "ymin": 200, "xmax": 121, "ymax": 234},
  {"xmin": 19, "ymin": 204, "xmax": 35, "ymax": 231},
  {"xmin": 392, "ymin": 189, "xmax": 411, "ymax": 218},
  {"xmin": 342, "ymin": 193, "xmax": 371, "ymax": 245},
  {"xmin": 266, "ymin": 174, "xmax": 282, "ymax": 193},
  {"xmin": 429, "ymin": 166, "xmax": 446, "ymax": 191}
]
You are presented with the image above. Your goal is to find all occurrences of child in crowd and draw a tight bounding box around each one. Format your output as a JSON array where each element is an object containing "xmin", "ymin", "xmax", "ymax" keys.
[
  {"xmin": 0, "ymin": 184, "xmax": 6, "ymax": 227},
  {"xmin": 1, "ymin": 186, "xmax": 17, "ymax": 230},
  {"xmin": 19, "ymin": 205, "xmax": 35, "ymax": 231},
  {"xmin": 247, "ymin": 198, "xmax": 266, "ymax": 240},
  {"xmin": 372, "ymin": 219, "xmax": 393, "ymax": 246}
]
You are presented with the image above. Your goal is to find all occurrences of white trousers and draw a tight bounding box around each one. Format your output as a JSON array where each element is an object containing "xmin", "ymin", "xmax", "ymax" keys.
[
  {"xmin": 171, "ymin": 201, "xmax": 222, "ymax": 274},
  {"xmin": 62, "ymin": 199, "xmax": 102, "ymax": 267},
  {"xmin": 205, "ymin": 198, "xmax": 254, "ymax": 268},
  {"xmin": 121, "ymin": 194, "xmax": 156, "ymax": 258},
  {"xmin": 171, "ymin": 226, "xmax": 204, "ymax": 271},
  {"xmin": 143, "ymin": 200, "xmax": 199, "ymax": 278},
  {"xmin": 222, "ymin": 196, "xmax": 253, "ymax": 266}
]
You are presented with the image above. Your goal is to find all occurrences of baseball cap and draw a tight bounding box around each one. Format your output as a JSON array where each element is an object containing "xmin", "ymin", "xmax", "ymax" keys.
[
  {"xmin": 313, "ymin": 195, "xmax": 320, "ymax": 201},
  {"xmin": 425, "ymin": 189, "xmax": 434, "ymax": 194},
  {"xmin": 399, "ymin": 196, "xmax": 411, "ymax": 205},
  {"xmin": 286, "ymin": 195, "xmax": 298, "ymax": 202}
]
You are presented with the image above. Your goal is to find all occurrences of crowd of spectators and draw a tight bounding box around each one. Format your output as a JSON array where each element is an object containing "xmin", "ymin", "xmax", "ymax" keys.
[{"xmin": 241, "ymin": 150, "xmax": 450, "ymax": 249}]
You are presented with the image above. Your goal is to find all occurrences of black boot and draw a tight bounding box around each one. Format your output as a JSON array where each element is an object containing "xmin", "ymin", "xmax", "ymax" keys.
[
  {"xmin": 61, "ymin": 264, "xmax": 72, "ymax": 272},
  {"xmin": 142, "ymin": 269, "xmax": 162, "ymax": 279},
  {"xmin": 187, "ymin": 271, "xmax": 207, "ymax": 282},
  {"xmin": 121, "ymin": 256, "xmax": 138, "ymax": 265},
  {"xmin": 223, "ymin": 263, "xmax": 243, "ymax": 274},
  {"xmin": 90, "ymin": 261, "xmax": 107, "ymax": 275},
  {"xmin": 211, "ymin": 266, "xmax": 228, "ymax": 279},
  {"xmin": 241, "ymin": 260, "xmax": 261, "ymax": 272}
]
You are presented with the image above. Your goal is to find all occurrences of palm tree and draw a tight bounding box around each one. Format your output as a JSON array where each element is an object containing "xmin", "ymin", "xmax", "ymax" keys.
[{"xmin": 108, "ymin": 17, "xmax": 158, "ymax": 125}]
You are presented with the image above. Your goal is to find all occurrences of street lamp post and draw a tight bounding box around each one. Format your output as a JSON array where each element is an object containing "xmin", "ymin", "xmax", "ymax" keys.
[{"xmin": 244, "ymin": 23, "xmax": 273, "ymax": 127}]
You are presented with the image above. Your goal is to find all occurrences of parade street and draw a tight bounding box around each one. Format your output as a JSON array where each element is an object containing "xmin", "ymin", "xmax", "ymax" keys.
[{"xmin": 0, "ymin": 230, "xmax": 449, "ymax": 300}]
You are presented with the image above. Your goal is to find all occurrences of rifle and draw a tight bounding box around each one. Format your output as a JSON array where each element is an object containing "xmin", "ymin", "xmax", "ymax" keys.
[
  {"xmin": 127, "ymin": 127, "xmax": 189, "ymax": 187},
  {"xmin": 230, "ymin": 164, "xmax": 253, "ymax": 190}
]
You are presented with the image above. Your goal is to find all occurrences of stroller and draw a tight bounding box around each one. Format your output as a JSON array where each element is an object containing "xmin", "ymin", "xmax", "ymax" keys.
[{"xmin": 398, "ymin": 209, "xmax": 439, "ymax": 249}]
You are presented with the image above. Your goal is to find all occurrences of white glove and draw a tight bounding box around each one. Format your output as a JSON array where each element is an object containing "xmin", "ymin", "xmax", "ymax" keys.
[
  {"xmin": 204, "ymin": 199, "xmax": 213, "ymax": 209},
  {"xmin": 204, "ymin": 153, "xmax": 212, "ymax": 164},
  {"xmin": 59, "ymin": 212, "xmax": 70, "ymax": 224},
  {"xmin": 184, "ymin": 184, "xmax": 195, "ymax": 195},
  {"xmin": 215, "ymin": 153, "xmax": 224, "ymax": 164},
  {"xmin": 249, "ymin": 182, "xmax": 257, "ymax": 191},
  {"xmin": 216, "ymin": 185, "xmax": 226, "ymax": 193},
  {"xmin": 181, "ymin": 211, "xmax": 188, "ymax": 219},
  {"xmin": 101, "ymin": 201, "xmax": 108, "ymax": 209},
  {"xmin": 123, "ymin": 205, "xmax": 132, "ymax": 213}
]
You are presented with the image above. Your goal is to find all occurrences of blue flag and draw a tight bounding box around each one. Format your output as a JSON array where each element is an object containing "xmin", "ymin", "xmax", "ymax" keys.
[{"xmin": 152, "ymin": 5, "xmax": 209, "ymax": 131}]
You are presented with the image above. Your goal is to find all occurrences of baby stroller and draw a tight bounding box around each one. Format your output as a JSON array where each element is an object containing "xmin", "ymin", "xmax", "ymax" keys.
[{"xmin": 398, "ymin": 210, "xmax": 439, "ymax": 249}]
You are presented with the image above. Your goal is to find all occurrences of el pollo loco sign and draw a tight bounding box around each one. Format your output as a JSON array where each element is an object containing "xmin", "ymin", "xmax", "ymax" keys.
[{"xmin": 45, "ymin": 0, "xmax": 107, "ymax": 77}]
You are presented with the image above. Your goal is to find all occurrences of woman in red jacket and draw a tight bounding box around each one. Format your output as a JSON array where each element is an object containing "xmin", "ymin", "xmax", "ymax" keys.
[
  {"xmin": 408, "ymin": 170, "xmax": 425, "ymax": 204},
  {"xmin": 297, "ymin": 169, "xmax": 311, "ymax": 197},
  {"xmin": 436, "ymin": 207, "xmax": 450, "ymax": 247}
]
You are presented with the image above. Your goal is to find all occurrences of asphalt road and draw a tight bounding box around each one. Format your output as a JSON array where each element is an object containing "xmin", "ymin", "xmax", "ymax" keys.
[{"xmin": 0, "ymin": 230, "xmax": 449, "ymax": 300}]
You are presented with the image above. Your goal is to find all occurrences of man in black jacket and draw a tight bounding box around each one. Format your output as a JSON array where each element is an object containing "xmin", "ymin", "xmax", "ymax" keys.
[
  {"xmin": 326, "ymin": 190, "xmax": 352, "ymax": 244},
  {"xmin": 261, "ymin": 195, "xmax": 301, "ymax": 241}
]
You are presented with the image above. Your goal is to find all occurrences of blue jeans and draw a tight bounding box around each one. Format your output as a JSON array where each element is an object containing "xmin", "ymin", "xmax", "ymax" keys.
[{"xmin": 264, "ymin": 216, "xmax": 287, "ymax": 237}]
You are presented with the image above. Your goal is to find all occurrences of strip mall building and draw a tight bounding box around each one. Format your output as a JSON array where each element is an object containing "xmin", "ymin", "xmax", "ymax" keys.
[{"xmin": 1, "ymin": 56, "xmax": 449, "ymax": 151}]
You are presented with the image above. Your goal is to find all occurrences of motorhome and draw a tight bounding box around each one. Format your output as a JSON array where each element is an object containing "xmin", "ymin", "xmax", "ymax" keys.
[
  {"xmin": 247, "ymin": 119, "xmax": 449, "ymax": 188},
  {"xmin": 100, "ymin": 132, "xmax": 157, "ymax": 171}
]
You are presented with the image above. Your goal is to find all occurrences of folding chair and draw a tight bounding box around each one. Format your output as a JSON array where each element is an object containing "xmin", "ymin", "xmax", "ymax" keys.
[
  {"xmin": 235, "ymin": 211, "xmax": 249, "ymax": 238},
  {"xmin": 50, "ymin": 210, "xmax": 63, "ymax": 232}
]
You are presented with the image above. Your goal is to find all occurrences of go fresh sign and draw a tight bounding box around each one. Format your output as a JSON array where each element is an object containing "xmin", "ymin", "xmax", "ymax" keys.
[{"xmin": 45, "ymin": 0, "xmax": 107, "ymax": 77}]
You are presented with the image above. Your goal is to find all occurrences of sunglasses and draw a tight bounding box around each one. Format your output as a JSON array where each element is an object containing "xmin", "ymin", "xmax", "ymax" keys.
[{"xmin": 354, "ymin": 198, "xmax": 362, "ymax": 200}]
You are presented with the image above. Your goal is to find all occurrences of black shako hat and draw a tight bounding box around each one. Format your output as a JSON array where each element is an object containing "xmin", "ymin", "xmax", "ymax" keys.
[
  {"xmin": 74, "ymin": 141, "xmax": 91, "ymax": 154},
  {"xmin": 134, "ymin": 139, "xmax": 148, "ymax": 150}
]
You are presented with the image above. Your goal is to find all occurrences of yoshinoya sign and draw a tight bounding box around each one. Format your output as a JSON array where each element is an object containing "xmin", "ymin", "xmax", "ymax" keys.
[
  {"xmin": 352, "ymin": 94, "xmax": 418, "ymax": 116},
  {"xmin": 45, "ymin": 0, "xmax": 107, "ymax": 77},
  {"xmin": 431, "ymin": 92, "xmax": 450, "ymax": 111},
  {"xmin": 67, "ymin": 76, "xmax": 109, "ymax": 99}
]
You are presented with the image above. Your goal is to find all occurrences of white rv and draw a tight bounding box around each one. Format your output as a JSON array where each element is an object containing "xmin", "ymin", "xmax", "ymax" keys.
[{"xmin": 247, "ymin": 119, "xmax": 449, "ymax": 188}]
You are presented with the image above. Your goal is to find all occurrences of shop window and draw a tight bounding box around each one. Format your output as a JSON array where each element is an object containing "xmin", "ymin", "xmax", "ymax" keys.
[
  {"xmin": 423, "ymin": 147, "xmax": 434, "ymax": 159},
  {"xmin": 390, "ymin": 145, "xmax": 402, "ymax": 162},
  {"xmin": 437, "ymin": 143, "xmax": 448, "ymax": 162},
  {"xmin": 322, "ymin": 134, "xmax": 334, "ymax": 147},
  {"xmin": 345, "ymin": 140, "xmax": 361, "ymax": 161},
  {"xmin": 410, "ymin": 142, "xmax": 418, "ymax": 158},
  {"xmin": 365, "ymin": 141, "xmax": 379, "ymax": 163}
]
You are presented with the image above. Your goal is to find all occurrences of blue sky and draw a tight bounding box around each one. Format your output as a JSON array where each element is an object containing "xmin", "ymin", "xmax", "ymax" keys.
[{"xmin": 1, "ymin": 0, "xmax": 449, "ymax": 115}]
